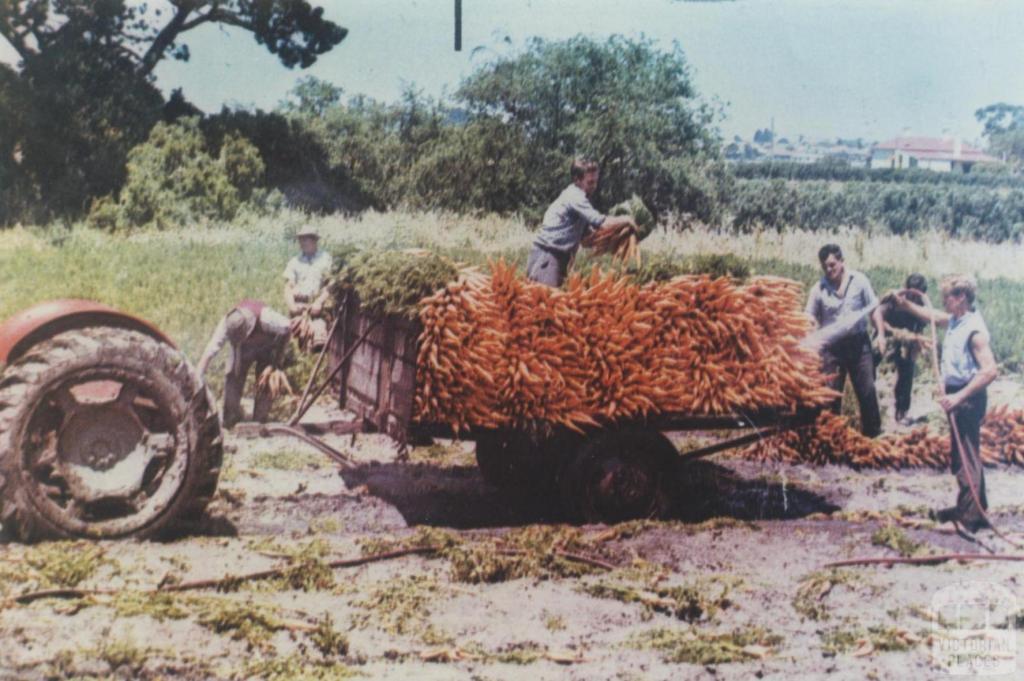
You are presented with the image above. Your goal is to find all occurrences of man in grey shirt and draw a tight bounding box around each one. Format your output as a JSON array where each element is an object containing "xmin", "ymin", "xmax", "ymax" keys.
[
  {"xmin": 805, "ymin": 243, "xmax": 883, "ymax": 436},
  {"xmin": 527, "ymin": 159, "xmax": 636, "ymax": 287}
]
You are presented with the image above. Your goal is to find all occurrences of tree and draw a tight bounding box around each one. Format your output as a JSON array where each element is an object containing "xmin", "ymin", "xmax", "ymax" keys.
[
  {"xmin": 0, "ymin": 1, "xmax": 347, "ymax": 77},
  {"xmin": 976, "ymin": 103, "xmax": 1024, "ymax": 170},
  {"xmin": 279, "ymin": 75, "xmax": 343, "ymax": 116},
  {"xmin": 456, "ymin": 35, "xmax": 725, "ymax": 223},
  {"xmin": 0, "ymin": 1, "xmax": 346, "ymax": 224},
  {"xmin": 88, "ymin": 117, "xmax": 265, "ymax": 229},
  {"xmin": 975, "ymin": 103, "xmax": 1024, "ymax": 137}
]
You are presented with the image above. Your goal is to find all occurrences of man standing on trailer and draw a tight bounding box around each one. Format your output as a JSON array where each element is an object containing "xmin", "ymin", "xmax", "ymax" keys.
[
  {"xmin": 895, "ymin": 274, "xmax": 998, "ymax": 533},
  {"xmin": 284, "ymin": 226, "xmax": 333, "ymax": 350},
  {"xmin": 197, "ymin": 300, "xmax": 291, "ymax": 428},
  {"xmin": 527, "ymin": 158, "xmax": 636, "ymax": 287},
  {"xmin": 805, "ymin": 243, "xmax": 883, "ymax": 437}
]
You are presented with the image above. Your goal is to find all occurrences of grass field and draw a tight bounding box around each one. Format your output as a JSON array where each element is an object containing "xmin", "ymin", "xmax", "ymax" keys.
[{"xmin": 2, "ymin": 209, "xmax": 1022, "ymax": 370}]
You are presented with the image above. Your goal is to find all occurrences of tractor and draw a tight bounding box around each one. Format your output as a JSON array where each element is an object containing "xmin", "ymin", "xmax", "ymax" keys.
[{"xmin": 0, "ymin": 300, "xmax": 222, "ymax": 542}]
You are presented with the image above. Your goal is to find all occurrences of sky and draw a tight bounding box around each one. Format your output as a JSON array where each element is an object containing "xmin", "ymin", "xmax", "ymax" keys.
[{"xmin": 4, "ymin": 0, "xmax": 1024, "ymax": 144}]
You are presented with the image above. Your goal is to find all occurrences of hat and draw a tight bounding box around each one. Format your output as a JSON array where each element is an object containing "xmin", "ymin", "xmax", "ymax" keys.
[{"xmin": 296, "ymin": 226, "xmax": 320, "ymax": 239}]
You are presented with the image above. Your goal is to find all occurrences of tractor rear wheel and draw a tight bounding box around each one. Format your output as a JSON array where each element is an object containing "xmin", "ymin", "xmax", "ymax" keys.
[
  {"xmin": 0, "ymin": 327, "xmax": 222, "ymax": 541},
  {"xmin": 560, "ymin": 428, "xmax": 676, "ymax": 523}
]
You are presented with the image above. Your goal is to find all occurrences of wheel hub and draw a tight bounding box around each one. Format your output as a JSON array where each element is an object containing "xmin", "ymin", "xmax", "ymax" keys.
[{"xmin": 54, "ymin": 399, "xmax": 171, "ymax": 504}]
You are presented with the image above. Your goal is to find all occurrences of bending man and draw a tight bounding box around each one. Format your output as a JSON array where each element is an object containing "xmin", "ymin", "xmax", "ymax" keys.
[{"xmin": 197, "ymin": 300, "xmax": 291, "ymax": 428}]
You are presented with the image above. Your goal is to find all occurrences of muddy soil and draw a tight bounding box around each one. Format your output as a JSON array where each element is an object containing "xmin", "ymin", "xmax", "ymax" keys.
[{"xmin": 2, "ymin": 381, "xmax": 1023, "ymax": 681}]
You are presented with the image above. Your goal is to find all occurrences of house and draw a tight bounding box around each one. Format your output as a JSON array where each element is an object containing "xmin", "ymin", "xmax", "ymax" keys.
[{"xmin": 869, "ymin": 137, "xmax": 999, "ymax": 173}]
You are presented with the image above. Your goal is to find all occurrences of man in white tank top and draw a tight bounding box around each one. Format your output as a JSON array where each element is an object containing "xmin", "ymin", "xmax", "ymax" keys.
[{"xmin": 895, "ymin": 274, "xmax": 998, "ymax": 533}]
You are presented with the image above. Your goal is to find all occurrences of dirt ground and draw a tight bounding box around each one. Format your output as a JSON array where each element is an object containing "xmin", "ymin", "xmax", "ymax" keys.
[{"xmin": 2, "ymin": 374, "xmax": 1023, "ymax": 680}]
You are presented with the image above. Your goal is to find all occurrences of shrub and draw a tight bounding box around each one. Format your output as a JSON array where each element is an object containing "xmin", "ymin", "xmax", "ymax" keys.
[{"xmin": 87, "ymin": 118, "xmax": 265, "ymax": 230}]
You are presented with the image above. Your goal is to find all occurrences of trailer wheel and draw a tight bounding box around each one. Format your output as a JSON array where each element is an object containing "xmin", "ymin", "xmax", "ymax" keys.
[
  {"xmin": 561, "ymin": 428, "xmax": 675, "ymax": 523},
  {"xmin": 0, "ymin": 327, "xmax": 222, "ymax": 541},
  {"xmin": 475, "ymin": 430, "xmax": 578, "ymax": 491}
]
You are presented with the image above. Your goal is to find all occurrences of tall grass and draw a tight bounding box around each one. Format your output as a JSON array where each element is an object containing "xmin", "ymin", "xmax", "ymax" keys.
[{"xmin": 2, "ymin": 209, "xmax": 1022, "ymax": 370}]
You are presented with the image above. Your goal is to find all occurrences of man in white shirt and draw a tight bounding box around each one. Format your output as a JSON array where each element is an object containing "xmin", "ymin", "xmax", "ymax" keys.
[
  {"xmin": 283, "ymin": 226, "xmax": 333, "ymax": 350},
  {"xmin": 805, "ymin": 243, "xmax": 883, "ymax": 437},
  {"xmin": 896, "ymin": 274, "xmax": 998, "ymax": 533},
  {"xmin": 197, "ymin": 300, "xmax": 291, "ymax": 428}
]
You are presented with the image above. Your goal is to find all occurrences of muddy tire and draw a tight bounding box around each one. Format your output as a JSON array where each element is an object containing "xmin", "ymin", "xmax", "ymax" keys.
[
  {"xmin": 475, "ymin": 430, "xmax": 579, "ymax": 491},
  {"xmin": 560, "ymin": 428, "xmax": 676, "ymax": 523},
  {"xmin": 0, "ymin": 327, "xmax": 222, "ymax": 541}
]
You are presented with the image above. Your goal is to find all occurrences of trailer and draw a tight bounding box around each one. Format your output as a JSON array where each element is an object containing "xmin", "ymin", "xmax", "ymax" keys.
[
  {"xmin": 0, "ymin": 295, "xmax": 822, "ymax": 540},
  {"xmin": 279, "ymin": 291, "xmax": 823, "ymax": 524}
]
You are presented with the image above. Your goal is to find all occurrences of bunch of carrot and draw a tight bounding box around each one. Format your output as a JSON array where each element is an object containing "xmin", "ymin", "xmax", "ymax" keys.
[
  {"xmin": 743, "ymin": 406, "xmax": 1024, "ymax": 469},
  {"xmin": 580, "ymin": 194, "xmax": 655, "ymax": 267},
  {"xmin": 414, "ymin": 261, "xmax": 837, "ymax": 434},
  {"xmin": 582, "ymin": 222, "xmax": 641, "ymax": 266}
]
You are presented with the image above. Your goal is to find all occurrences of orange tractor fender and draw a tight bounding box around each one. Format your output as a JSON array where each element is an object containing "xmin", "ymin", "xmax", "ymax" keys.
[{"xmin": 0, "ymin": 299, "xmax": 175, "ymax": 365}]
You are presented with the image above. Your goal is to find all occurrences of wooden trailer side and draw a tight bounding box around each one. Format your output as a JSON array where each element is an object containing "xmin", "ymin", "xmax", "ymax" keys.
[{"xmin": 328, "ymin": 298, "xmax": 420, "ymax": 443}]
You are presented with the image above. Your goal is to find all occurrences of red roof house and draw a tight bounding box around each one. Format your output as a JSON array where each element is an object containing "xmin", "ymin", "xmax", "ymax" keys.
[{"xmin": 870, "ymin": 137, "xmax": 1000, "ymax": 172}]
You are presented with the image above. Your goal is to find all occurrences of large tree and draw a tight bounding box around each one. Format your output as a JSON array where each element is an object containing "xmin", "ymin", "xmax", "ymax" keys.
[
  {"xmin": 976, "ymin": 102, "xmax": 1024, "ymax": 171},
  {"xmin": 0, "ymin": 1, "xmax": 347, "ymax": 76},
  {"xmin": 456, "ymin": 35, "xmax": 726, "ymax": 223},
  {"xmin": 0, "ymin": 1, "xmax": 346, "ymax": 223}
]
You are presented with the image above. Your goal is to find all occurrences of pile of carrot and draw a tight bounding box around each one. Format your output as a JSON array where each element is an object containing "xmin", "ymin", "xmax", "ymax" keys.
[
  {"xmin": 742, "ymin": 406, "xmax": 1024, "ymax": 469},
  {"xmin": 414, "ymin": 261, "xmax": 837, "ymax": 434},
  {"xmin": 981, "ymin": 404, "xmax": 1024, "ymax": 466}
]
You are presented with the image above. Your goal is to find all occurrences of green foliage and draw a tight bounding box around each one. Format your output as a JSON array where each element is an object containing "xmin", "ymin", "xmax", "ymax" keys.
[
  {"xmin": 310, "ymin": 612, "xmax": 350, "ymax": 658},
  {"xmin": 111, "ymin": 592, "xmax": 191, "ymax": 621},
  {"xmin": 581, "ymin": 575, "xmax": 739, "ymax": 622},
  {"xmin": 281, "ymin": 76, "xmax": 345, "ymax": 116},
  {"xmin": 195, "ymin": 597, "xmax": 286, "ymax": 648},
  {"xmin": 333, "ymin": 250, "xmax": 459, "ymax": 319},
  {"xmin": 610, "ymin": 194, "xmax": 657, "ymax": 240},
  {"xmin": 251, "ymin": 448, "xmax": 327, "ymax": 471},
  {"xmin": 870, "ymin": 524, "xmax": 929, "ymax": 558},
  {"xmin": 457, "ymin": 35, "xmax": 727, "ymax": 222},
  {"xmin": 975, "ymin": 102, "xmax": 1024, "ymax": 170},
  {"xmin": 734, "ymin": 159, "xmax": 1023, "ymax": 189},
  {"xmin": 624, "ymin": 252, "xmax": 749, "ymax": 285},
  {"xmin": 243, "ymin": 657, "xmax": 359, "ymax": 681},
  {"xmin": 351, "ymin": 574, "xmax": 443, "ymax": 637},
  {"xmin": 729, "ymin": 179, "xmax": 1024, "ymax": 242},
  {"xmin": 820, "ymin": 624, "xmax": 921, "ymax": 656},
  {"xmin": 88, "ymin": 118, "xmax": 266, "ymax": 230},
  {"xmin": 630, "ymin": 626, "xmax": 783, "ymax": 665},
  {"xmin": 400, "ymin": 117, "xmax": 563, "ymax": 217},
  {"xmin": 0, "ymin": 2, "xmax": 346, "ymax": 226},
  {"xmin": 792, "ymin": 569, "xmax": 862, "ymax": 621},
  {"xmin": 24, "ymin": 541, "xmax": 108, "ymax": 588},
  {"xmin": 94, "ymin": 637, "xmax": 149, "ymax": 674},
  {"xmin": 1, "ymin": 30, "xmax": 164, "ymax": 224}
]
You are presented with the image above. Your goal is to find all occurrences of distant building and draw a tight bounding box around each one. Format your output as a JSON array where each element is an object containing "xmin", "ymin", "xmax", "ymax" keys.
[{"xmin": 870, "ymin": 137, "xmax": 999, "ymax": 173}]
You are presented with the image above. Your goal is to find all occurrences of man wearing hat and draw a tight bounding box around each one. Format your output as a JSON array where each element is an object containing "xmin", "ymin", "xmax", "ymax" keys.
[
  {"xmin": 284, "ymin": 226, "xmax": 333, "ymax": 350},
  {"xmin": 197, "ymin": 300, "xmax": 292, "ymax": 428}
]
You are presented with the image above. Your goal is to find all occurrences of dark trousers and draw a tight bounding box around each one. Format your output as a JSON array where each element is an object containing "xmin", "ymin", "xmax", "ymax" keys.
[
  {"xmin": 223, "ymin": 345, "xmax": 275, "ymax": 428},
  {"xmin": 526, "ymin": 244, "xmax": 571, "ymax": 287},
  {"xmin": 821, "ymin": 334, "xmax": 882, "ymax": 437},
  {"xmin": 947, "ymin": 385, "xmax": 988, "ymax": 524},
  {"xmin": 893, "ymin": 350, "xmax": 915, "ymax": 415}
]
